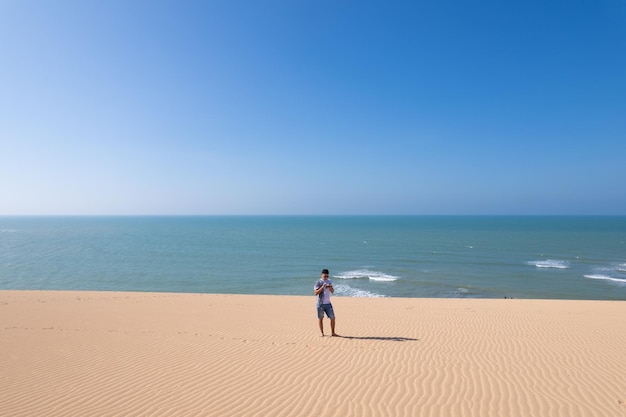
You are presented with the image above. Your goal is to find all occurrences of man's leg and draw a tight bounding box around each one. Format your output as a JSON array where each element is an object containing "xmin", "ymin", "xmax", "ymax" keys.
[
  {"xmin": 330, "ymin": 318, "xmax": 336, "ymax": 336},
  {"xmin": 318, "ymin": 318, "xmax": 324, "ymax": 336}
]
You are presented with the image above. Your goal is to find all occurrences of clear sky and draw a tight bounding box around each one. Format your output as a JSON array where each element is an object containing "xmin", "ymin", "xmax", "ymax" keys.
[{"xmin": 1, "ymin": 1, "xmax": 625, "ymax": 215}]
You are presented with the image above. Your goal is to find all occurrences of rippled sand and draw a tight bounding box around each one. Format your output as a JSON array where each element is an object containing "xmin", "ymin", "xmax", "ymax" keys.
[{"xmin": 1, "ymin": 291, "xmax": 625, "ymax": 416}]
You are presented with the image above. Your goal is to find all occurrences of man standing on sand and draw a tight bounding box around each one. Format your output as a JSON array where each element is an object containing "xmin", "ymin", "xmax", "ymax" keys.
[{"xmin": 314, "ymin": 268, "xmax": 337, "ymax": 337}]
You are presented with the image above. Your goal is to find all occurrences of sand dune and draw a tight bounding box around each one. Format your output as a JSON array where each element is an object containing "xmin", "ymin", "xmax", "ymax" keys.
[{"xmin": 1, "ymin": 291, "xmax": 625, "ymax": 416}]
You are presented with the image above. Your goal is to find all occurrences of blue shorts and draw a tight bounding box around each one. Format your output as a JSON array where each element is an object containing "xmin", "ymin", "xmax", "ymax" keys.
[{"xmin": 317, "ymin": 303, "xmax": 335, "ymax": 319}]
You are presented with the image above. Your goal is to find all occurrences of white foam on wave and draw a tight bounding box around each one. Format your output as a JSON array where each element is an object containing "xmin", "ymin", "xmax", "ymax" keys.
[
  {"xmin": 528, "ymin": 260, "xmax": 570, "ymax": 269},
  {"xmin": 584, "ymin": 274, "xmax": 626, "ymax": 284},
  {"xmin": 618, "ymin": 264, "xmax": 626, "ymax": 273},
  {"xmin": 333, "ymin": 283, "xmax": 386, "ymax": 298},
  {"xmin": 335, "ymin": 269, "xmax": 399, "ymax": 282}
]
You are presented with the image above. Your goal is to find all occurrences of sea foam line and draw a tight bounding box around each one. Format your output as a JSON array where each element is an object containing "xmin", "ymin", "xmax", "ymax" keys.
[
  {"xmin": 528, "ymin": 260, "xmax": 570, "ymax": 269},
  {"xmin": 333, "ymin": 283, "xmax": 385, "ymax": 298},
  {"xmin": 335, "ymin": 269, "xmax": 399, "ymax": 282},
  {"xmin": 584, "ymin": 275, "xmax": 626, "ymax": 284}
]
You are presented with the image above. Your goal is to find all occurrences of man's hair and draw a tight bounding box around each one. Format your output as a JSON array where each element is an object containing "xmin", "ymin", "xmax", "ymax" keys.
[{"xmin": 321, "ymin": 269, "xmax": 329, "ymax": 275}]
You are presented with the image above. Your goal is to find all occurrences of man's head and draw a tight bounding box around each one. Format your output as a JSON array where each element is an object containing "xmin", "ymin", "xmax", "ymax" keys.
[{"xmin": 321, "ymin": 269, "xmax": 329, "ymax": 280}]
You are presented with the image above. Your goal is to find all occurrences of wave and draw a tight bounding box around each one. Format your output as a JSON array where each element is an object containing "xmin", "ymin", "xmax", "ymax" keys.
[
  {"xmin": 618, "ymin": 264, "xmax": 626, "ymax": 273},
  {"xmin": 528, "ymin": 260, "xmax": 570, "ymax": 269},
  {"xmin": 333, "ymin": 283, "xmax": 386, "ymax": 298},
  {"xmin": 448, "ymin": 287, "xmax": 474, "ymax": 297},
  {"xmin": 335, "ymin": 269, "xmax": 399, "ymax": 282},
  {"xmin": 584, "ymin": 274, "xmax": 626, "ymax": 284},
  {"xmin": 433, "ymin": 287, "xmax": 479, "ymax": 298}
]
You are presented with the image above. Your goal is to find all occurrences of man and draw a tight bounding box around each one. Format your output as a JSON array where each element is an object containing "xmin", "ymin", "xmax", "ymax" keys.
[{"xmin": 314, "ymin": 268, "xmax": 337, "ymax": 336}]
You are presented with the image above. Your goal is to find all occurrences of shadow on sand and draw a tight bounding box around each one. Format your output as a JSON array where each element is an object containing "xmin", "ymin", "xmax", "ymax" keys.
[{"xmin": 334, "ymin": 335, "xmax": 418, "ymax": 342}]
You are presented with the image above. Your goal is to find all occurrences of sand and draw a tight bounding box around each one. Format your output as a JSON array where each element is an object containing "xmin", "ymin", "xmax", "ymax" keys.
[{"xmin": 1, "ymin": 291, "xmax": 625, "ymax": 417}]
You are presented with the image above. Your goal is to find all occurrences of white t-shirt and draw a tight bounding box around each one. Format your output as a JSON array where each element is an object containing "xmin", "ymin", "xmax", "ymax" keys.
[{"xmin": 315, "ymin": 280, "xmax": 332, "ymax": 305}]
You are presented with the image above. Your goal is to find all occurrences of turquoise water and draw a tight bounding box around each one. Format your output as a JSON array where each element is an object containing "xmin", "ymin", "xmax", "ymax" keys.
[{"xmin": 1, "ymin": 216, "xmax": 625, "ymax": 300}]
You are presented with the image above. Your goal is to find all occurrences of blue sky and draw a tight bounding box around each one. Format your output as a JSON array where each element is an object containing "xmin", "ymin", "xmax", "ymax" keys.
[{"xmin": 1, "ymin": 1, "xmax": 625, "ymax": 215}]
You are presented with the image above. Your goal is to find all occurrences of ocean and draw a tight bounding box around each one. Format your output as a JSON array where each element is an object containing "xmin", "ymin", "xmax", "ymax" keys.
[{"xmin": 1, "ymin": 216, "xmax": 625, "ymax": 300}]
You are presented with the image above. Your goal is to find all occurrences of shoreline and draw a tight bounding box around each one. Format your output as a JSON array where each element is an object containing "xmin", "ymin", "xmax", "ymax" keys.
[
  {"xmin": 1, "ymin": 290, "xmax": 625, "ymax": 416},
  {"xmin": 3, "ymin": 288, "xmax": 624, "ymax": 302}
]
